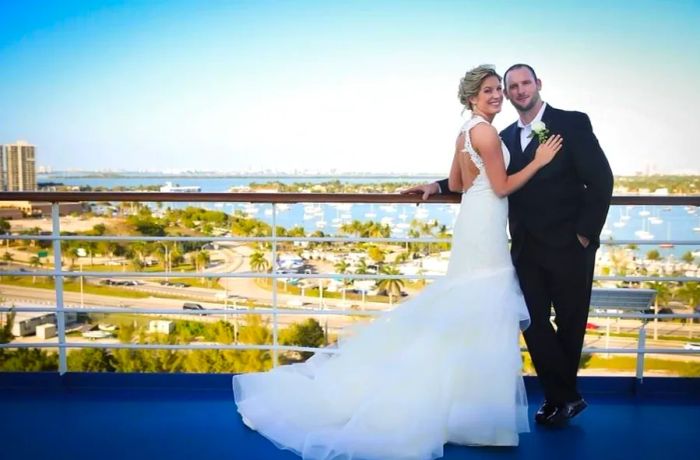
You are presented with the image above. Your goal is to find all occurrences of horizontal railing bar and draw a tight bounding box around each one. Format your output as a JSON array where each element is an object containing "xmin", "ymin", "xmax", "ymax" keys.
[
  {"xmin": 1, "ymin": 342, "xmax": 697, "ymax": 356},
  {"xmin": 0, "ymin": 342, "xmax": 341, "ymax": 353},
  {"xmin": 1, "ymin": 234, "xmax": 699, "ymax": 247},
  {"xmin": 580, "ymin": 347, "xmax": 700, "ymax": 354},
  {"xmin": 2, "ymin": 305, "xmax": 697, "ymax": 320},
  {"xmin": 3, "ymin": 270, "xmax": 700, "ymax": 284},
  {"xmin": 595, "ymin": 276, "xmax": 700, "ymax": 282},
  {"xmin": 589, "ymin": 312, "xmax": 700, "ymax": 319},
  {"xmin": 0, "ymin": 306, "xmax": 383, "ymax": 316},
  {"xmin": 0, "ymin": 235, "xmax": 455, "ymax": 244},
  {"xmin": 0, "ymin": 270, "xmax": 445, "ymax": 280},
  {"xmin": 0, "ymin": 192, "xmax": 699, "ymax": 206}
]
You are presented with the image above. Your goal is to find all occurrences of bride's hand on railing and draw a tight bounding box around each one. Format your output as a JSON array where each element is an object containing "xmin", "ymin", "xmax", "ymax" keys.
[
  {"xmin": 533, "ymin": 134, "xmax": 563, "ymax": 168},
  {"xmin": 400, "ymin": 182, "xmax": 439, "ymax": 201}
]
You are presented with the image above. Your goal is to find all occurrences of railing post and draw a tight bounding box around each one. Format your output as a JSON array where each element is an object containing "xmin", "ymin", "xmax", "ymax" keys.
[
  {"xmin": 636, "ymin": 319, "xmax": 647, "ymax": 382},
  {"xmin": 51, "ymin": 203, "xmax": 67, "ymax": 375},
  {"xmin": 271, "ymin": 203, "xmax": 279, "ymax": 367}
]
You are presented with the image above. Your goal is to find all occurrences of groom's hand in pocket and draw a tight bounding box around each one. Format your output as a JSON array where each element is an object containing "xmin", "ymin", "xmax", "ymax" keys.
[{"xmin": 577, "ymin": 234, "xmax": 590, "ymax": 248}]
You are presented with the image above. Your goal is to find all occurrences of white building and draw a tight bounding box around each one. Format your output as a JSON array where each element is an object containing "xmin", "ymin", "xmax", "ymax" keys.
[
  {"xmin": 148, "ymin": 320, "xmax": 174, "ymax": 334},
  {"xmin": 10, "ymin": 311, "xmax": 78, "ymax": 337},
  {"xmin": 159, "ymin": 182, "xmax": 201, "ymax": 192}
]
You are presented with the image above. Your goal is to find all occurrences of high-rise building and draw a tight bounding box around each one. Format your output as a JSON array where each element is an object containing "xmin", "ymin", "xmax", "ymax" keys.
[
  {"xmin": 2, "ymin": 141, "xmax": 37, "ymax": 191},
  {"xmin": 0, "ymin": 145, "xmax": 4, "ymax": 191}
]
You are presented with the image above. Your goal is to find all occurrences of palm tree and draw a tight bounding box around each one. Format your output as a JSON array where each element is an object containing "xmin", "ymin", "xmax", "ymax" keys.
[
  {"xmin": 334, "ymin": 259, "xmax": 349, "ymax": 274},
  {"xmin": 682, "ymin": 251, "xmax": 695, "ymax": 265},
  {"xmin": 377, "ymin": 265, "xmax": 404, "ymax": 306},
  {"xmin": 677, "ymin": 282, "xmax": 700, "ymax": 336},
  {"xmin": 249, "ymin": 251, "xmax": 270, "ymax": 273},
  {"xmin": 355, "ymin": 258, "xmax": 369, "ymax": 275},
  {"xmin": 29, "ymin": 255, "xmax": 42, "ymax": 284},
  {"xmin": 195, "ymin": 250, "xmax": 211, "ymax": 285},
  {"xmin": 436, "ymin": 224, "xmax": 451, "ymax": 251},
  {"xmin": 677, "ymin": 282, "xmax": 700, "ymax": 309},
  {"xmin": 334, "ymin": 260, "xmax": 351, "ymax": 303}
]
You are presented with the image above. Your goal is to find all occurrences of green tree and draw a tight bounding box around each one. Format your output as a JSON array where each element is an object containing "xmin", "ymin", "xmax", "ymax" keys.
[
  {"xmin": 646, "ymin": 249, "xmax": 661, "ymax": 261},
  {"xmin": 29, "ymin": 255, "xmax": 42, "ymax": 284},
  {"xmin": 682, "ymin": 251, "xmax": 695, "ymax": 264},
  {"xmin": 644, "ymin": 280, "xmax": 674, "ymax": 306},
  {"xmin": 0, "ymin": 218, "xmax": 10, "ymax": 235},
  {"xmin": 355, "ymin": 258, "xmax": 369, "ymax": 275},
  {"xmin": 234, "ymin": 315, "xmax": 272, "ymax": 372},
  {"xmin": 334, "ymin": 259, "xmax": 351, "ymax": 302},
  {"xmin": 367, "ymin": 246, "xmax": 385, "ymax": 264},
  {"xmin": 377, "ymin": 265, "xmax": 405, "ymax": 305},
  {"xmin": 0, "ymin": 311, "xmax": 15, "ymax": 344},
  {"xmin": 678, "ymin": 282, "xmax": 700, "ymax": 309},
  {"xmin": 280, "ymin": 319, "xmax": 325, "ymax": 361},
  {"xmin": 249, "ymin": 251, "xmax": 270, "ymax": 273},
  {"xmin": 0, "ymin": 348, "xmax": 58, "ymax": 371},
  {"xmin": 67, "ymin": 348, "xmax": 117, "ymax": 372}
]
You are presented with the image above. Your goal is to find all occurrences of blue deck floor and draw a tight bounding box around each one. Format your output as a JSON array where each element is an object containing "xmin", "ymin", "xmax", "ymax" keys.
[{"xmin": 1, "ymin": 373, "xmax": 699, "ymax": 460}]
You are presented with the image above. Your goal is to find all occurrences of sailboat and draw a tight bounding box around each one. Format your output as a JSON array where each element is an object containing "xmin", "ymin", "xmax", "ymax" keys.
[
  {"xmin": 634, "ymin": 217, "xmax": 653, "ymax": 240},
  {"xmin": 364, "ymin": 204, "xmax": 377, "ymax": 219},
  {"xmin": 613, "ymin": 207, "xmax": 627, "ymax": 228},
  {"xmin": 659, "ymin": 222, "xmax": 674, "ymax": 248}
]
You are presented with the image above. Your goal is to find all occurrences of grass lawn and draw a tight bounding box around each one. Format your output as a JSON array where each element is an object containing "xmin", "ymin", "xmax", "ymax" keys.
[{"xmin": 0, "ymin": 276, "xmax": 151, "ymax": 298}]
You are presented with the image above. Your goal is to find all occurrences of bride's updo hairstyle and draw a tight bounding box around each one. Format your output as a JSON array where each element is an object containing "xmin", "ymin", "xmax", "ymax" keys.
[{"xmin": 458, "ymin": 64, "xmax": 501, "ymax": 111}]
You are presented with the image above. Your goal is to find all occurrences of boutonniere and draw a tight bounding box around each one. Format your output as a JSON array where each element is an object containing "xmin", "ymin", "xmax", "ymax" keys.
[{"xmin": 529, "ymin": 121, "xmax": 550, "ymax": 143}]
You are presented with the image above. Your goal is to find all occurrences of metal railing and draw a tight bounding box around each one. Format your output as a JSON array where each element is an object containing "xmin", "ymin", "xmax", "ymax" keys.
[{"xmin": 1, "ymin": 192, "xmax": 699, "ymax": 378}]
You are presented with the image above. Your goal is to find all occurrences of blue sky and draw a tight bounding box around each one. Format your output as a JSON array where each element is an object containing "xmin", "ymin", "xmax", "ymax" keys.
[{"xmin": 1, "ymin": 0, "xmax": 698, "ymax": 174}]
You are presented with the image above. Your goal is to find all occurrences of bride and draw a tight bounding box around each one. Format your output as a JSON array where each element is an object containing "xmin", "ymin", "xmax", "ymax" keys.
[{"xmin": 233, "ymin": 65, "xmax": 563, "ymax": 460}]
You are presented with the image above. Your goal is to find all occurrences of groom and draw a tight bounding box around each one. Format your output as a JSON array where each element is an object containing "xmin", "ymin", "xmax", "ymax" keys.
[{"xmin": 403, "ymin": 64, "xmax": 613, "ymax": 426}]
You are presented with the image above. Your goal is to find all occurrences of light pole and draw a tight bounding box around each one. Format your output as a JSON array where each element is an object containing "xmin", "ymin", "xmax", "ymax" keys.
[
  {"xmin": 319, "ymin": 279, "xmax": 324, "ymax": 310},
  {"xmin": 161, "ymin": 243, "xmax": 171, "ymax": 282},
  {"xmin": 77, "ymin": 247, "xmax": 86, "ymax": 308},
  {"xmin": 233, "ymin": 299, "xmax": 239, "ymax": 344}
]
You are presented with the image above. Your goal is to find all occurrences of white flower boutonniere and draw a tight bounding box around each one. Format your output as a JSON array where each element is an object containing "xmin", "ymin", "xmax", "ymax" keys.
[{"xmin": 530, "ymin": 121, "xmax": 550, "ymax": 143}]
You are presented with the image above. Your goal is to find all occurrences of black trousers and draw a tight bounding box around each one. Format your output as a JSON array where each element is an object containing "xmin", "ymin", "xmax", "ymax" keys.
[{"xmin": 514, "ymin": 236, "xmax": 597, "ymax": 405}]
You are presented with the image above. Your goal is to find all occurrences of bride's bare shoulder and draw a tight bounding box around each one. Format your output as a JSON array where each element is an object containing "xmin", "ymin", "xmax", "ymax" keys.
[{"xmin": 469, "ymin": 123, "xmax": 499, "ymax": 148}]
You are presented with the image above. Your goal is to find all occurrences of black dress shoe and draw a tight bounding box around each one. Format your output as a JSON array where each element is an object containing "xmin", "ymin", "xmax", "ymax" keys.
[
  {"xmin": 534, "ymin": 401, "xmax": 558, "ymax": 425},
  {"xmin": 543, "ymin": 399, "xmax": 588, "ymax": 427}
]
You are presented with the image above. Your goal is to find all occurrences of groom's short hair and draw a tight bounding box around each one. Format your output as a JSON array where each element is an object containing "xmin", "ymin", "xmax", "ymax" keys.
[{"xmin": 503, "ymin": 64, "xmax": 538, "ymax": 85}]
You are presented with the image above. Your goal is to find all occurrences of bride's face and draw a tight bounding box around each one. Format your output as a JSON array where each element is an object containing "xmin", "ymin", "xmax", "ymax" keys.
[{"xmin": 470, "ymin": 76, "xmax": 503, "ymax": 117}]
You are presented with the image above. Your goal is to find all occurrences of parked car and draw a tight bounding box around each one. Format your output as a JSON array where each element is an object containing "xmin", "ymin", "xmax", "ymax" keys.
[
  {"xmin": 183, "ymin": 302, "xmax": 207, "ymax": 314},
  {"xmin": 119, "ymin": 280, "xmax": 141, "ymax": 286}
]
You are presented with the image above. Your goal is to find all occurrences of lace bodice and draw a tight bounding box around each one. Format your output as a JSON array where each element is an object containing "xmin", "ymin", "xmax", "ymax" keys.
[{"xmin": 459, "ymin": 116, "xmax": 510, "ymax": 194}]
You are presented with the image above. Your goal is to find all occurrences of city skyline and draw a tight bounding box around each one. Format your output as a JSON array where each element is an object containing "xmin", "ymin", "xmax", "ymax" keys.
[{"xmin": 1, "ymin": 1, "xmax": 699, "ymax": 175}]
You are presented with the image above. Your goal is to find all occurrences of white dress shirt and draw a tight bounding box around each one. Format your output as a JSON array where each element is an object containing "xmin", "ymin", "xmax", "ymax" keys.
[{"xmin": 518, "ymin": 102, "xmax": 547, "ymax": 151}]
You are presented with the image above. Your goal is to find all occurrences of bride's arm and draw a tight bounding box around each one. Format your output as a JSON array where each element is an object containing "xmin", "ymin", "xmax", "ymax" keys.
[{"xmin": 471, "ymin": 123, "xmax": 562, "ymax": 198}]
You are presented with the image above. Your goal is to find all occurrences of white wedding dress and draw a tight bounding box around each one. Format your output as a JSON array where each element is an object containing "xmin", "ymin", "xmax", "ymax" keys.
[{"xmin": 233, "ymin": 116, "xmax": 531, "ymax": 459}]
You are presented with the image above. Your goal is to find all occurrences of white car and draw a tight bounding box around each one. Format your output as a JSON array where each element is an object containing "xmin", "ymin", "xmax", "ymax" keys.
[{"xmin": 683, "ymin": 342, "xmax": 700, "ymax": 351}]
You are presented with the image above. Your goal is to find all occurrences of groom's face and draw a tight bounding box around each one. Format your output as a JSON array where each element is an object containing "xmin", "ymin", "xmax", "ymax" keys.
[{"xmin": 504, "ymin": 67, "xmax": 542, "ymax": 113}]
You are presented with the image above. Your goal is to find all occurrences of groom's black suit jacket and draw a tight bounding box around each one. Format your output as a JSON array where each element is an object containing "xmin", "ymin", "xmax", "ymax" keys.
[{"xmin": 439, "ymin": 105, "xmax": 613, "ymax": 260}]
